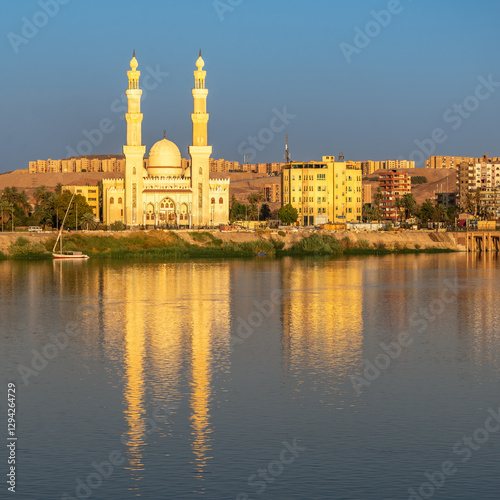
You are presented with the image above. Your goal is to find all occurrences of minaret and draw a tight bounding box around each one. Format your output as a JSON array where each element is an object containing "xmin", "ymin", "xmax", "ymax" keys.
[
  {"xmin": 123, "ymin": 51, "xmax": 146, "ymax": 227},
  {"xmin": 189, "ymin": 50, "xmax": 212, "ymax": 227}
]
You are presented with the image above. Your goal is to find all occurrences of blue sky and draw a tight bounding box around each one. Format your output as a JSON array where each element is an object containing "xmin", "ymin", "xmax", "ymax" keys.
[{"xmin": 1, "ymin": 0, "xmax": 500, "ymax": 173}]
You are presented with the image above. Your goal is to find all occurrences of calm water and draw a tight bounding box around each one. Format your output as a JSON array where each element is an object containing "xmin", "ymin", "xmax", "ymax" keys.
[{"xmin": 1, "ymin": 254, "xmax": 500, "ymax": 499}]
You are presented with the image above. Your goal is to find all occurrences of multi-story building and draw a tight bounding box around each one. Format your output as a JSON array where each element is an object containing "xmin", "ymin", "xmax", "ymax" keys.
[
  {"xmin": 436, "ymin": 192, "xmax": 457, "ymax": 210},
  {"xmin": 29, "ymin": 156, "xmax": 127, "ymax": 174},
  {"xmin": 282, "ymin": 156, "xmax": 362, "ymax": 226},
  {"xmin": 263, "ymin": 183, "xmax": 281, "ymax": 203},
  {"xmin": 426, "ymin": 156, "xmax": 482, "ymax": 169},
  {"xmin": 457, "ymin": 156, "xmax": 500, "ymax": 217},
  {"xmin": 362, "ymin": 184, "xmax": 372, "ymax": 205},
  {"xmin": 378, "ymin": 170, "xmax": 411, "ymax": 221},
  {"xmin": 357, "ymin": 159, "xmax": 415, "ymax": 176},
  {"xmin": 64, "ymin": 185, "xmax": 100, "ymax": 220}
]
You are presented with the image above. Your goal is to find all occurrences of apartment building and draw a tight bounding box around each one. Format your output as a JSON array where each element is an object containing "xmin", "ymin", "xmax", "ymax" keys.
[
  {"xmin": 378, "ymin": 170, "xmax": 411, "ymax": 220},
  {"xmin": 282, "ymin": 156, "xmax": 362, "ymax": 226}
]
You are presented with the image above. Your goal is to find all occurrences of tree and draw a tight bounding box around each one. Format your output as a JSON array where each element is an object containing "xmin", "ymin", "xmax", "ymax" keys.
[
  {"xmin": 394, "ymin": 197, "xmax": 404, "ymax": 224},
  {"xmin": 401, "ymin": 193, "xmax": 417, "ymax": 221},
  {"xmin": 278, "ymin": 204, "xmax": 298, "ymax": 225},
  {"xmin": 247, "ymin": 191, "xmax": 264, "ymax": 221},
  {"xmin": 80, "ymin": 212, "xmax": 98, "ymax": 230},
  {"xmin": 259, "ymin": 203, "xmax": 272, "ymax": 220},
  {"xmin": 230, "ymin": 202, "xmax": 249, "ymax": 222},
  {"xmin": 417, "ymin": 199, "xmax": 435, "ymax": 224},
  {"xmin": 362, "ymin": 203, "xmax": 377, "ymax": 222},
  {"xmin": 55, "ymin": 191, "xmax": 93, "ymax": 229},
  {"xmin": 373, "ymin": 187, "xmax": 383, "ymax": 222},
  {"xmin": 55, "ymin": 183, "xmax": 63, "ymax": 196}
]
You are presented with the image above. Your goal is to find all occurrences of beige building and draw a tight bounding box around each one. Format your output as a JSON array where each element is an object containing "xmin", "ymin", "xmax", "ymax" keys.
[
  {"xmin": 426, "ymin": 156, "xmax": 482, "ymax": 169},
  {"xmin": 263, "ymin": 183, "xmax": 281, "ymax": 203},
  {"xmin": 362, "ymin": 184, "xmax": 372, "ymax": 205},
  {"xmin": 282, "ymin": 156, "xmax": 362, "ymax": 225},
  {"xmin": 64, "ymin": 185, "xmax": 100, "ymax": 220},
  {"xmin": 102, "ymin": 51, "xmax": 229, "ymax": 228},
  {"xmin": 457, "ymin": 156, "xmax": 500, "ymax": 217},
  {"xmin": 29, "ymin": 156, "xmax": 126, "ymax": 174},
  {"xmin": 356, "ymin": 159, "xmax": 415, "ymax": 176}
]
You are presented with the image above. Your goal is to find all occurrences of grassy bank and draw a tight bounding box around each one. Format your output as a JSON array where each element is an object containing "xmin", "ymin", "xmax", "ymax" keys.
[{"xmin": 0, "ymin": 231, "xmax": 456, "ymax": 261}]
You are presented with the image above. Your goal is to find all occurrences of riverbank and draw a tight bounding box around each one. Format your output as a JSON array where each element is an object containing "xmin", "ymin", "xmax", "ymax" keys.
[{"xmin": 0, "ymin": 229, "xmax": 463, "ymax": 260}]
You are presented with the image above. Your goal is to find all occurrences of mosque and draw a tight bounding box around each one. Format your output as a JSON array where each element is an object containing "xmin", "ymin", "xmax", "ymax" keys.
[{"xmin": 102, "ymin": 51, "xmax": 230, "ymax": 228}]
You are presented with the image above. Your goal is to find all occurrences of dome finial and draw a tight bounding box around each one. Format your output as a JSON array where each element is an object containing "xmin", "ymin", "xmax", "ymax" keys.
[
  {"xmin": 133, "ymin": 49, "xmax": 135, "ymax": 57},
  {"xmin": 130, "ymin": 50, "xmax": 138, "ymax": 71},
  {"xmin": 199, "ymin": 49, "xmax": 202, "ymax": 57},
  {"xmin": 163, "ymin": 130, "xmax": 166, "ymax": 139}
]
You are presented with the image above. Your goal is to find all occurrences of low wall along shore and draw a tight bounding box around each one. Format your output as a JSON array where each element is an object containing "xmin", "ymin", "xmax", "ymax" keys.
[{"xmin": 0, "ymin": 229, "xmax": 466, "ymax": 257}]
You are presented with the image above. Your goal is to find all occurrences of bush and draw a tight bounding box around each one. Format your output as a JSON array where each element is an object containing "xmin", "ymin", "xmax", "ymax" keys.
[
  {"xmin": 272, "ymin": 239, "xmax": 285, "ymax": 251},
  {"xmin": 278, "ymin": 230, "xmax": 286, "ymax": 237},
  {"xmin": 8, "ymin": 237, "xmax": 49, "ymax": 259},
  {"xmin": 291, "ymin": 234, "xmax": 343, "ymax": 255},
  {"xmin": 357, "ymin": 239, "xmax": 370, "ymax": 249},
  {"xmin": 110, "ymin": 221, "xmax": 126, "ymax": 231},
  {"xmin": 414, "ymin": 243, "xmax": 421, "ymax": 250}
]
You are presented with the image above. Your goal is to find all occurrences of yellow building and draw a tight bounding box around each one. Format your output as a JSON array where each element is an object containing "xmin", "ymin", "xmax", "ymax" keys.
[
  {"xmin": 101, "ymin": 51, "xmax": 230, "ymax": 228},
  {"xmin": 282, "ymin": 156, "xmax": 362, "ymax": 225},
  {"xmin": 64, "ymin": 185, "xmax": 100, "ymax": 220}
]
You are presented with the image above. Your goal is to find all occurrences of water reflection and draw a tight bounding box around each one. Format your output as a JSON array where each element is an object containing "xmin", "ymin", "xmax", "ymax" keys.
[{"xmin": 280, "ymin": 258, "xmax": 363, "ymax": 383}]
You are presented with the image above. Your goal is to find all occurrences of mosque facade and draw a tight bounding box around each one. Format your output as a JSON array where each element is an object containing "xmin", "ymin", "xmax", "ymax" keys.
[{"xmin": 102, "ymin": 52, "xmax": 230, "ymax": 228}]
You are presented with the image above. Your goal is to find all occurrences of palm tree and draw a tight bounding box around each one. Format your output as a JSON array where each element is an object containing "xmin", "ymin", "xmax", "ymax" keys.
[
  {"xmin": 0, "ymin": 200, "xmax": 12, "ymax": 231},
  {"xmin": 401, "ymin": 193, "xmax": 417, "ymax": 222},
  {"xmin": 80, "ymin": 212, "xmax": 97, "ymax": 230},
  {"xmin": 373, "ymin": 187, "xmax": 383, "ymax": 222},
  {"xmin": 394, "ymin": 197, "xmax": 404, "ymax": 224},
  {"xmin": 55, "ymin": 183, "xmax": 63, "ymax": 196}
]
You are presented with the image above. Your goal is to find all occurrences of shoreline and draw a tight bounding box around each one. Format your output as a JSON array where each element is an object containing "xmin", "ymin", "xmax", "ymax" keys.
[{"xmin": 0, "ymin": 229, "xmax": 462, "ymax": 261}]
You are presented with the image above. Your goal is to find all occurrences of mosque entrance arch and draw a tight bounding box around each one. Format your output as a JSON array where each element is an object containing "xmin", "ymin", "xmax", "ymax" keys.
[{"xmin": 159, "ymin": 198, "xmax": 176, "ymax": 226}]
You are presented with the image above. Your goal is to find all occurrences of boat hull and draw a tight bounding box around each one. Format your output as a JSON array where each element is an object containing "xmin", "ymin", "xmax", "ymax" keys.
[{"xmin": 52, "ymin": 253, "xmax": 89, "ymax": 260}]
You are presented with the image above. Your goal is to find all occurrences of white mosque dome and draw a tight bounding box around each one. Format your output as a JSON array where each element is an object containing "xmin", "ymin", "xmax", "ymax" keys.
[{"xmin": 147, "ymin": 137, "xmax": 182, "ymax": 176}]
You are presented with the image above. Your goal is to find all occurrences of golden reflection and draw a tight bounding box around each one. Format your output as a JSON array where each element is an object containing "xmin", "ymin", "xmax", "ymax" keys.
[
  {"xmin": 189, "ymin": 264, "xmax": 230, "ymax": 478},
  {"xmin": 122, "ymin": 266, "xmax": 147, "ymax": 475},
  {"xmin": 280, "ymin": 258, "xmax": 363, "ymax": 379}
]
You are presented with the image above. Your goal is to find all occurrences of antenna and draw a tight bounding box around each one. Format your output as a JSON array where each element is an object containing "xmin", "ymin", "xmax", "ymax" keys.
[
  {"xmin": 284, "ymin": 134, "xmax": 290, "ymax": 163},
  {"xmin": 339, "ymin": 152, "xmax": 345, "ymax": 161}
]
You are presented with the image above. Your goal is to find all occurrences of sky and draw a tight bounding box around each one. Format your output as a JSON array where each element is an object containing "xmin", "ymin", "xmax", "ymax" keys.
[{"xmin": 1, "ymin": 0, "xmax": 500, "ymax": 173}]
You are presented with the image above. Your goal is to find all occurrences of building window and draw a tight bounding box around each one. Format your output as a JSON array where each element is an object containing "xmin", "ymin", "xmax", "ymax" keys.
[
  {"xmin": 211, "ymin": 198, "xmax": 215, "ymax": 204},
  {"xmin": 110, "ymin": 197, "xmax": 114, "ymax": 204},
  {"xmin": 118, "ymin": 198, "xmax": 122, "ymax": 204},
  {"xmin": 219, "ymin": 197, "xmax": 223, "ymax": 204}
]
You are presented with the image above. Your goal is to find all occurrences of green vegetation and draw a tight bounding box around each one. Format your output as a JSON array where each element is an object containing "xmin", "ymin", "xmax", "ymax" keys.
[
  {"xmin": 278, "ymin": 204, "xmax": 298, "ymax": 225},
  {"xmin": 287, "ymin": 234, "xmax": 343, "ymax": 256},
  {"xmin": 411, "ymin": 176, "xmax": 428, "ymax": 185},
  {"xmin": 8, "ymin": 237, "xmax": 50, "ymax": 260},
  {"xmin": 1, "ymin": 230, "xmax": 456, "ymax": 261},
  {"xmin": 278, "ymin": 230, "xmax": 286, "ymax": 237}
]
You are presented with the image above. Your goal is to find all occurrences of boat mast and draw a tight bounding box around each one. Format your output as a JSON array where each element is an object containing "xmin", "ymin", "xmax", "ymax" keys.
[{"xmin": 53, "ymin": 192, "xmax": 76, "ymax": 253}]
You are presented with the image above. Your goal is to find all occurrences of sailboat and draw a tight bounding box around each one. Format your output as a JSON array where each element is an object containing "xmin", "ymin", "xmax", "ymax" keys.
[{"xmin": 52, "ymin": 192, "xmax": 89, "ymax": 260}]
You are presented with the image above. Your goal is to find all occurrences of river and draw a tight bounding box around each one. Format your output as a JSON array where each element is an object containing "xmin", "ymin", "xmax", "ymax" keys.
[{"xmin": 1, "ymin": 254, "xmax": 499, "ymax": 499}]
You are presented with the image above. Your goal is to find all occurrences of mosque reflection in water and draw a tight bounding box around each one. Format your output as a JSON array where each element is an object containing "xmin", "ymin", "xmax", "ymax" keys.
[{"xmin": 3, "ymin": 252, "xmax": 495, "ymax": 490}]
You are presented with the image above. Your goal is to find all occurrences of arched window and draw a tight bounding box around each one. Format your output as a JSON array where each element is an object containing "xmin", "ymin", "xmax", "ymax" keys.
[
  {"xmin": 219, "ymin": 197, "xmax": 223, "ymax": 204},
  {"xmin": 118, "ymin": 198, "xmax": 123, "ymax": 204},
  {"xmin": 211, "ymin": 198, "xmax": 215, "ymax": 204},
  {"xmin": 110, "ymin": 197, "xmax": 114, "ymax": 204},
  {"xmin": 199, "ymin": 168, "xmax": 203, "ymax": 175},
  {"xmin": 133, "ymin": 167, "xmax": 136, "ymax": 175}
]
